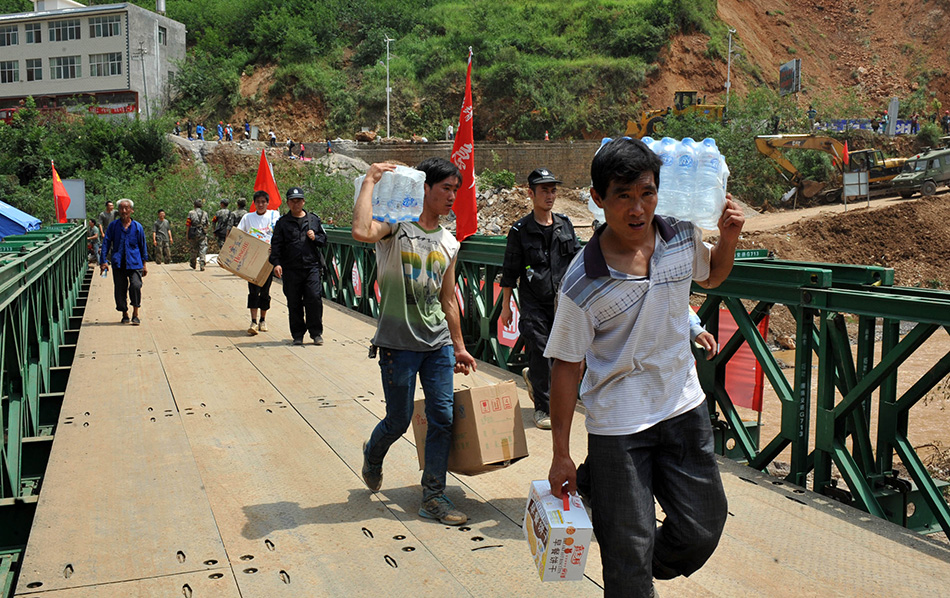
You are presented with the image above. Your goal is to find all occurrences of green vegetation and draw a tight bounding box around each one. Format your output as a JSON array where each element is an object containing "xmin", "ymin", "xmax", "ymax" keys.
[
  {"xmin": 0, "ymin": 100, "xmax": 352, "ymax": 261},
  {"xmin": 163, "ymin": 0, "xmax": 721, "ymax": 140}
]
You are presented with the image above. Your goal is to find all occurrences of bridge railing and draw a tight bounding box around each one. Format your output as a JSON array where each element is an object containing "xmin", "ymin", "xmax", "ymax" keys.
[
  {"xmin": 0, "ymin": 224, "xmax": 87, "ymax": 578},
  {"xmin": 322, "ymin": 229, "xmax": 950, "ymax": 536}
]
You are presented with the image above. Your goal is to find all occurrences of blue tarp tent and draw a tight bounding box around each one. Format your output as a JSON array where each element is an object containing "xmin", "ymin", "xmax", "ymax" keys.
[{"xmin": 0, "ymin": 200, "xmax": 42, "ymax": 241}]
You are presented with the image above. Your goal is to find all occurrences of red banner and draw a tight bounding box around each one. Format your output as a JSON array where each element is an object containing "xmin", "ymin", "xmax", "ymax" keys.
[
  {"xmin": 254, "ymin": 150, "xmax": 282, "ymax": 210},
  {"xmin": 52, "ymin": 161, "xmax": 70, "ymax": 223},
  {"xmin": 450, "ymin": 48, "xmax": 477, "ymax": 242}
]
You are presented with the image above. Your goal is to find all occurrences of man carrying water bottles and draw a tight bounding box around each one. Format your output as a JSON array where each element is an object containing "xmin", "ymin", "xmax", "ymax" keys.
[
  {"xmin": 500, "ymin": 168, "xmax": 581, "ymax": 429},
  {"xmin": 546, "ymin": 137, "xmax": 743, "ymax": 598},
  {"xmin": 352, "ymin": 158, "xmax": 477, "ymax": 526}
]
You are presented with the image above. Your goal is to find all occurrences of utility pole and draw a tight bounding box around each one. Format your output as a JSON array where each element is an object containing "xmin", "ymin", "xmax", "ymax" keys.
[
  {"xmin": 384, "ymin": 37, "xmax": 394, "ymax": 138},
  {"xmin": 725, "ymin": 28, "xmax": 736, "ymax": 117},
  {"xmin": 133, "ymin": 41, "xmax": 150, "ymax": 120}
]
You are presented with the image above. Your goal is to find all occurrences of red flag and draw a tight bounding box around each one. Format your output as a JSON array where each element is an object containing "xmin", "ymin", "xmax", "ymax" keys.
[
  {"xmin": 52, "ymin": 161, "xmax": 70, "ymax": 223},
  {"xmin": 254, "ymin": 149, "xmax": 282, "ymax": 210},
  {"xmin": 450, "ymin": 47, "xmax": 476, "ymax": 242},
  {"xmin": 843, "ymin": 141, "xmax": 849, "ymax": 168}
]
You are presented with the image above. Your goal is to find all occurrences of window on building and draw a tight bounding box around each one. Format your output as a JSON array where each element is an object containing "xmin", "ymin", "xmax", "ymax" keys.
[
  {"xmin": 0, "ymin": 61, "xmax": 19, "ymax": 84},
  {"xmin": 25, "ymin": 23, "xmax": 41, "ymax": 44},
  {"xmin": 26, "ymin": 58, "xmax": 42, "ymax": 81},
  {"xmin": 50, "ymin": 56, "xmax": 80, "ymax": 80},
  {"xmin": 89, "ymin": 52, "xmax": 122, "ymax": 77},
  {"xmin": 48, "ymin": 19, "xmax": 81, "ymax": 42},
  {"xmin": 158, "ymin": 26, "xmax": 167, "ymax": 46},
  {"xmin": 0, "ymin": 25, "xmax": 18, "ymax": 47},
  {"xmin": 89, "ymin": 15, "xmax": 121, "ymax": 38}
]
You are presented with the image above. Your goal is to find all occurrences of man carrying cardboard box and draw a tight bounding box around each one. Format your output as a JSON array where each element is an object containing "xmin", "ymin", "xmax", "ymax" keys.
[
  {"xmin": 237, "ymin": 190, "xmax": 280, "ymax": 335},
  {"xmin": 545, "ymin": 138, "xmax": 743, "ymax": 597},
  {"xmin": 352, "ymin": 158, "xmax": 477, "ymax": 526}
]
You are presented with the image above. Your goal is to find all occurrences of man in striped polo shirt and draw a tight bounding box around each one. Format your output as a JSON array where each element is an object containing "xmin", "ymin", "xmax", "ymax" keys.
[{"xmin": 545, "ymin": 137, "xmax": 744, "ymax": 597}]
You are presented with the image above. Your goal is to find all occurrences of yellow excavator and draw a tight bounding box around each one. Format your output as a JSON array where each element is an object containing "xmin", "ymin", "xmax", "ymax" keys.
[
  {"xmin": 625, "ymin": 91, "xmax": 725, "ymax": 138},
  {"xmin": 754, "ymin": 134, "xmax": 906, "ymax": 199}
]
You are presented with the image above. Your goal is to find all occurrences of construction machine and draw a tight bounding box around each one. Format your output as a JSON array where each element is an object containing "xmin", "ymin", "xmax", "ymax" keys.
[
  {"xmin": 625, "ymin": 91, "xmax": 725, "ymax": 138},
  {"xmin": 754, "ymin": 134, "xmax": 906, "ymax": 199}
]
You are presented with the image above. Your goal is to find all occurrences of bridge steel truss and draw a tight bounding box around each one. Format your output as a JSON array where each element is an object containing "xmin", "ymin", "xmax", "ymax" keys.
[
  {"xmin": 324, "ymin": 229, "xmax": 950, "ymax": 537},
  {"xmin": 0, "ymin": 224, "xmax": 87, "ymax": 593}
]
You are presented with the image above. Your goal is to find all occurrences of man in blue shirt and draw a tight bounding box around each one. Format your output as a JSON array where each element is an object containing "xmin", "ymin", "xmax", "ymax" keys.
[{"xmin": 100, "ymin": 198, "xmax": 149, "ymax": 325}]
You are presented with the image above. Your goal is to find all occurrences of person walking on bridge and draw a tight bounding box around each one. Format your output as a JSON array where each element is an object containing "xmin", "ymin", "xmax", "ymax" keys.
[
  {"xmin": 238, "ymin": 191, "xmax": 280, "ymax": 336},
  {"xmin": 152, "ymin": 209, "xmax": 173, "ymax": 265},
  {"xmin": 269, "ymin": 187, "xmax": 327, "ymax": 345},
  {"xmin": 545, "ymin": 138, "xmax": 743, "ymax": 598},
  {"xmin": 352, "ymin": 158, "xmax": 478, "ymax": 526},
  {"xmin": 186, "ymin": 199, "xmax": 210, "ymax": 271},
  {"xmin": 500, "ymin": 168, "xmax": 580, "ymax": 430},
  {"xmin": 99, "ymin": 198, "xmax": 148, "ymax": 325}
]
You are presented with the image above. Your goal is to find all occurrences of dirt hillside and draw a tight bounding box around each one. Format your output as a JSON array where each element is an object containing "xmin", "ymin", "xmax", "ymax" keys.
[
  {"xmin": 233, "ymin": 1, "xmax": 950, "ymax": 142},
  {"xmin": 647, "ymin": 0, "xmax": 950, "ymax": 115}
]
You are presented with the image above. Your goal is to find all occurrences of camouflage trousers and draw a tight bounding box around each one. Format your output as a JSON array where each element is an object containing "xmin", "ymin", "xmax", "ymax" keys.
[{"xmin": 189, "ymin": 237, "xmax": 207, "ymax": 269}]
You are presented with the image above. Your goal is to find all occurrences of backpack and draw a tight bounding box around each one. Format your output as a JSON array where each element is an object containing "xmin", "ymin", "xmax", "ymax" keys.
[{"xmin": 187, "ymin": 210, "xmax": 207, "ymax": 240}]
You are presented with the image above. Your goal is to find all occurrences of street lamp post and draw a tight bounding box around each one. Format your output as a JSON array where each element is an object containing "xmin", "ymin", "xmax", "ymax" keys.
[
  {"xmin": 134, "ymin": 41, "xmax": 150, "ymax": 120},
  {"xmin": 725, "ymin": 28, "xmax": 736, "ymax": 117},
  {"xmin": 384, "ymin": 37, "xmax": 394, "ymax": 138}
]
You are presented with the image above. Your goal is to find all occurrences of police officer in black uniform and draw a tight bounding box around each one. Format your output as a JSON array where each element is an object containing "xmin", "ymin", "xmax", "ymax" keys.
[
  {"xmin": 500, "ymin": 168, "xmax": 581, "ymax": 429},
  {"xmin": 270, "ymin": 187, "xmax": 328, "ymax": 346}
]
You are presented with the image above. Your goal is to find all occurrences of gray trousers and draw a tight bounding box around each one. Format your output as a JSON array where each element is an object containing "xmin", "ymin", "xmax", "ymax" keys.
[{"xmin": 583, "ymin": 402, "xmax": 727, "ymax": 598}]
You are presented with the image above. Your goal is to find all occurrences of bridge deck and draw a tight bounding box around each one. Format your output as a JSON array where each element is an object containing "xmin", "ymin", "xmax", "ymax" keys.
[{"xmin": 14, "ymin": 264, "xmax": 950, "ymax": 597}]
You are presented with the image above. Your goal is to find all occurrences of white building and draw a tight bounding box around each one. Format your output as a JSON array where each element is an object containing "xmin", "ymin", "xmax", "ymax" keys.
[{"xmin": 0, "ymin": 0, "xmax": 185, "ymax": 119}]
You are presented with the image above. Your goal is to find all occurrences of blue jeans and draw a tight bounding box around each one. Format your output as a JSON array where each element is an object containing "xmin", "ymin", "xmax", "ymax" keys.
[
  {"xmin": 364, "ymin": 346, "xmax": 455, "ymax": 502},
  {"xmin": 584, "ymin": 402, "xmax": 727, "ymax": 598}
]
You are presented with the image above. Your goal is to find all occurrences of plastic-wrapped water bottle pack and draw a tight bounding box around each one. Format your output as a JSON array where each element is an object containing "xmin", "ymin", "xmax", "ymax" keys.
[
  {"xmin": 586, "ymin": 136, "xmax": 730, "ymax": 230},
  {"xmin": 353, "ymin": 165, "xmax": 426, "ymax": 223}
]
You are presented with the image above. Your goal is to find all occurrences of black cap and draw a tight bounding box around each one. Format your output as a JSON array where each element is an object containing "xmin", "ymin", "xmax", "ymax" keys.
[
  {"xmin": 527, "ymin": 168, "xmax": 562, "ymax": 186},
  {"xmin": 220, "ymin": 199, "xmax": 229, "ymax": 206},
  {"xmin": 286, "ymin": 187, "xmax": 305, "ymax": 200}
]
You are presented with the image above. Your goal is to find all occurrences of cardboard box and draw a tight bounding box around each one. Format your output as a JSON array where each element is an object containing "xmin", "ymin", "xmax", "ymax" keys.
[
  {"xmin": 217, "ymin": 227, "xmax": 273, "ymax": 286},
  {"xmin": 523, "ymin": 480, "xmax": 593, "ymax": 582},
  {"xmin": 411, "ymin": 381, "xmax": 528, "ymax": 475}
]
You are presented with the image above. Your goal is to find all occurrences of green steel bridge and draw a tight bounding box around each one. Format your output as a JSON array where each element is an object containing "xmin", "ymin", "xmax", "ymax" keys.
[{"xmin": 2, "ymin": 224, "xmax": 950, "ymax": 596}]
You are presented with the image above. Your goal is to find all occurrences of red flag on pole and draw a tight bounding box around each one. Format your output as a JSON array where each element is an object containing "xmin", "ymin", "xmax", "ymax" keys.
[
  {"xmin": 52, "ymin": 160, "xmax": 70, "ymax": 223},
  {"xmin": 843, "ymin": 141, "xmax": 849, "ymax": 168},
  {"xmin": 254, "ymin": 149, "xmax": 282, "ymax": 210},
  {"xmin": 450, "ymin": 47, "xmax": 477, "ymax": 242}
]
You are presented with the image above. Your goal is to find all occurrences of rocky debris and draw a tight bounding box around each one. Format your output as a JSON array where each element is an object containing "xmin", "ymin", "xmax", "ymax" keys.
[{"xmin": 354, "ymin": 130, "xmax": 377, "ymax": 143}]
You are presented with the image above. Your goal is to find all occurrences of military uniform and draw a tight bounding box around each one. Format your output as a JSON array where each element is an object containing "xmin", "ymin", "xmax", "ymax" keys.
[
  {"xmin": 186, "ymin": 207, "xmax": 209, "ymax": 270},
  {"xmin": 153, "ymin": 218, "xmax": 172, "ymax": 264},
  {"xmin": 213, "ymin": 206, "xmax": 232, "ymax": 247},
  {"xmin": 229, "ymin": 208, "xmax": 248, "ymax": 231},
  {"xmin": 500, "ymin": 212, "xmax": 581, "ymax": 415}
]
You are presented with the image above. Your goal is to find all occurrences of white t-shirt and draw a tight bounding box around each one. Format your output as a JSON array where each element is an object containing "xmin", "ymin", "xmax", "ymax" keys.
[
  {"xmin": 544, "ymin": 217, "xmax": 711, "ymax": 436},
  {"xmin": 238, "ymin": 210, "xmax": 280, "ymax": 243}
]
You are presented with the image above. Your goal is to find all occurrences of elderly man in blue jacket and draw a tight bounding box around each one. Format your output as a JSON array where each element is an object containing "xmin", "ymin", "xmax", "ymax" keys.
[{"xmin": 100, "ymin": 198, "xmax": 149, "ymax": 325}]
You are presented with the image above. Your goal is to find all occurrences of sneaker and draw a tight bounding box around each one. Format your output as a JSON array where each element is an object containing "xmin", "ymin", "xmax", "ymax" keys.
[
  {"xmin": 312, "ymin": 335, "xmax": 324, "ymax": 346},
  {"xmin": 200, "ymin": 265, "xmax": 206, "ymax": 271},
  {"xmin": 419, "ymin": 495, "xmax": 468, "ymax": 526},
  {"xmin": 247, "ymin": 324, "xmax": 258, "ymax": 336},
  {"xmin": 522, "ymin": 367, "xmax": 535, "ymax": 403},
  {"xmin": 361, "ymin": 441, "xmax": 382, "ymax": 492},
  {"xmin": 292, "ymin": 338, "xmax": 304, "ymax": 346},
  {"xmin": 258, "ymin": 320, "xmax": 268, "ymax": 332},
  {"xmin": 534, "ymin": 410, "xmax": 552, "ymax": 430},
  {"xmin": 190, "ymin": 262, "xmax": 196, "ymax": 270},
  {"xmin": 131, "ymin": 316, "xmax": 141, "ymax": 326},
  {"xmin": 121, "ymin": 315, "xmax": 130, "ymax": 324}
]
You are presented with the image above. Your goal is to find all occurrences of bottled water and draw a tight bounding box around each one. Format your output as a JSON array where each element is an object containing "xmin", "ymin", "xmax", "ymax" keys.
[
  {"xmin": 392, "ymin": 165, "xmax": 425, "ymax": 222},
  {"xmin": 691, "ymin": 138, "xmax": 727, "ymax": 230},
  {"xmin": 641, "ymin": 136, "xmax": 656, "ymax": 153},
  {"xmin": 585, "ymin": 191, "xmax": 604, "ymax": 224},
  {"xmin": 353, "ymin": 173, "xmax": 391, "ymax": 222},
  {"xmin": 654, "ymin": 137, "xmax": 678, "ymax": 217}
]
